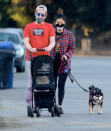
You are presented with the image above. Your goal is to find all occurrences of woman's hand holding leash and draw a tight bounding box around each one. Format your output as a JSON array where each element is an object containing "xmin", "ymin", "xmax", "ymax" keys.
[
  {"xmin": 62, "ymin": 55, "xmax": 68, "ymax": 66},
  {"xmin": 62, "ymin": 56, "xmax": 89, "ymax": 92},
  {"xmin": 62, "ymin": 55, "xmax": 68, "ymax": 61}
]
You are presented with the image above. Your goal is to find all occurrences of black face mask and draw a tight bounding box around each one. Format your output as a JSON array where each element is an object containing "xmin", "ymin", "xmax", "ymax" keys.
[{"xmin": 55, "ymin": 24, "xmax": 65, "ymax": 27}]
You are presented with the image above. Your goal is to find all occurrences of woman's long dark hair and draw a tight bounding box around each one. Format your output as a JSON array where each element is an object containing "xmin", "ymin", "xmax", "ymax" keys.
[{"xmin": 54, "ymin": 8, "xmax": 66, "ymax": 23}]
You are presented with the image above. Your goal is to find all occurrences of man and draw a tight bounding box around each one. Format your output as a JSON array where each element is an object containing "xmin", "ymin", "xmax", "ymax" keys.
[{"xmin": 24, "ymin": 5, "xmax": 55, "ymax": 106}]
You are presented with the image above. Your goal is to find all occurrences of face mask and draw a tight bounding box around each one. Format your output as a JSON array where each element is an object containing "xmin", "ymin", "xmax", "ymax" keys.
[
  {"xmin": 56, "ymin": 27, "xmax": 64, "ymax": 31},
  {"xmin": 36, "ymin": 17, "xmax": 44, "ymax": 24}
]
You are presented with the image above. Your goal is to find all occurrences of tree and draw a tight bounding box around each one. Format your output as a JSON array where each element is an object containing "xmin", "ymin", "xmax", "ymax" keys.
[{"xmin": 0, "ymin": 0, "xmax": 111, "ymax": 33}]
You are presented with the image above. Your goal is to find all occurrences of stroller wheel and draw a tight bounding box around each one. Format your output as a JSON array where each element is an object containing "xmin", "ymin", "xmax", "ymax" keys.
[
  {"xmin": 51, "ymin": 106, "xmax": 55, "ymax": 117},
  {"xmin": 36, "ymin": 107, "xmax": 40, "ymax": 117},
  {"xmin": 27, "ymin": 106, "xmax": 34, "ymax": 118},
  {"xmin": 48, "ymin": 108, "xmax": 51, "ymax": 113},
  {"xmin": 54, "ymin": 106, "xmax": 61, "ymax": 117}
]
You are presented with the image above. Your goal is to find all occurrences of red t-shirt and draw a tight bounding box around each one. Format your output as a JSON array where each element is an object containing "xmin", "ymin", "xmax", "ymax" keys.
[{"xmin": 24, "ymin": 22, "xmax": 55, "ymax": 60}]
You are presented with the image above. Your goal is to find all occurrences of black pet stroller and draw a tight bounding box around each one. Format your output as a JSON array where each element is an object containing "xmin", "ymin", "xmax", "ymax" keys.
[{"xmin": 27, "ymin": 50, "xmax": 61, "ymax": 117}]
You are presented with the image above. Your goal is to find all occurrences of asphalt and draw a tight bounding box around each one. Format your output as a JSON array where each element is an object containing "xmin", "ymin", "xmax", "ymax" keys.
[{"xmin": 0, "ymin": 56, "xmax": 111, "ymax": 131}]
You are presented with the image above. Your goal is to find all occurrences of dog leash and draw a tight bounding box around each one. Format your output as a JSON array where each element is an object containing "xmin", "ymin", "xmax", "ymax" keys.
[
  {"xmin": 68, "ymin": 70, "xmax": 89, "ymax": 92},
  {"xmin": 63, "ymin": 58, "xmax": 89, "ymax": 93}
]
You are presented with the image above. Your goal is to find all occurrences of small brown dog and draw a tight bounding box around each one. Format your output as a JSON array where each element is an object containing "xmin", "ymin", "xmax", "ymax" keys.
[{"xmin": 89, "ymin": 85, "xmax": 103, "ymax": 114}]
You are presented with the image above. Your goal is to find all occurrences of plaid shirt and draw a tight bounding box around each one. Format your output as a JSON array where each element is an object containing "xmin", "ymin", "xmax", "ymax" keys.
[{"xmin": 51, "ymin": 29, "xmax": 75, "ymax": 74}]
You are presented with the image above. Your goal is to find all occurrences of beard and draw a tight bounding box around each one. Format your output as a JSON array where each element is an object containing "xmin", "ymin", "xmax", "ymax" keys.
[{"xmin": 36, "ymin": 17, "xmax": 45, "ymax": 24}]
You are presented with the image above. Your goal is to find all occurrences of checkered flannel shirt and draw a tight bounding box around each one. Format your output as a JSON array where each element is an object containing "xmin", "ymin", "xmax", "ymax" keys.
[{"xmin": 51, "ymin": 29, "xmax": 75, "ymax": 74}]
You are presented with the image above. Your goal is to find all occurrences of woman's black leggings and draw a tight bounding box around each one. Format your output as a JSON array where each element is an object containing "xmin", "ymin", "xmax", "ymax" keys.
[
  {"xmin": 55, "ymin": 73, "xmax": 68, "ymax": 105},
  {"xmin": 53, "ymin": 53, "xmax": 68, "ymax": 105}
]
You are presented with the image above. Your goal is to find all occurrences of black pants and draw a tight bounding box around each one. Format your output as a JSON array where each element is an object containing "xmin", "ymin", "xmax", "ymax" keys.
[{"xmin": 54, "ymin": 53, "xmax": 68, "ymax": 105}]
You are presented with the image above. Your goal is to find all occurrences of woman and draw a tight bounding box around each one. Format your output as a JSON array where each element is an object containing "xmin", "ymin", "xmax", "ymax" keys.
[{"xmin": 51, "ymin": 8, "xmax": 75, "ymax": 114}]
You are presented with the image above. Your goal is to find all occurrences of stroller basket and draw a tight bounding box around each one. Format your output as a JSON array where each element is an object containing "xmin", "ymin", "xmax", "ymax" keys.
[
  {"xmin": 33, "ymin": 73, "xmax": 55, "ymax": 90},
  {"xmin": 31, "ymin": 55, "xmax": 55, "ymax": 91},
  {"xmin": 31, "ymin": 55, "xmax": 53, "ymax": 75}
]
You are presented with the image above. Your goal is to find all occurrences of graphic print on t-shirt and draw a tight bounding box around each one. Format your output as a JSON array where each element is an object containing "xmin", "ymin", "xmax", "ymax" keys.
[{"xmin": 33, "ymin": 28, "xmax": 44, "ymax": 35}]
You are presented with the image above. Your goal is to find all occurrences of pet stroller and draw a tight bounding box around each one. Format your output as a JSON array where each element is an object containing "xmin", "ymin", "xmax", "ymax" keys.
[{"xmin": 27, "ymin": 50, "xmax": 61, "ymax": 117}]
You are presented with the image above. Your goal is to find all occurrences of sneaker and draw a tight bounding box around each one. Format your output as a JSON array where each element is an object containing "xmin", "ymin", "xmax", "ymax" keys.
[{"xmin": 59, "ymin": 107, "xmax": 64, "ymax": 114}]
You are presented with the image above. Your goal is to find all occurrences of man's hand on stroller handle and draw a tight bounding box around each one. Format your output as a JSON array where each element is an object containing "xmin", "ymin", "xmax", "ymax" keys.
[
  {"xmin": 30, "ymin": 48, "xmax": 37, "ymax": 52},
  {"xmin": 43, "ymin": 46, "xmax": 52, "ymax": 52},
  {"xmin": 29, "ymin": 48, "xmax": 45, "ymax": 59},
  {"xmin": 30, "ymin": 46, "xmax": 53, "ymax": 52}
]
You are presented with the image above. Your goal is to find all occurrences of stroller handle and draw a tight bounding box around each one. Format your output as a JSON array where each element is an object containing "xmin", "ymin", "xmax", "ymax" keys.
[
  {"xmin": 37, "ymin": 49, "xmax": 45, "ymax": 51},
  {"xmin": 29, "ymin": 49, "xmax": 45, "ymax": 60}
]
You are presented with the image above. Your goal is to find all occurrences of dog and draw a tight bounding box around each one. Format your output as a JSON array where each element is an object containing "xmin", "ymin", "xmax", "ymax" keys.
[
  {"xmin": 36, "ymin": 63, "xmax": 50, "ymax": 85},
  {"xmin": 37, "ymin": 63, "xmax": 50, "ymax": 72},
  {"xmin": 89, "ymin": 85, "xmax": 103, "ymax": 114}
]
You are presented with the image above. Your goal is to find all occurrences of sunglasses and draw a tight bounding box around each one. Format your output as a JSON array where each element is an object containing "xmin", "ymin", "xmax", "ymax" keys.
[
  {"xmin": 36, "ymin": 13, "xmax": 45, "ymax": 17},
  {"xmin": 55, "ymin": 24, "xmax": 65, "ymax": 27}
]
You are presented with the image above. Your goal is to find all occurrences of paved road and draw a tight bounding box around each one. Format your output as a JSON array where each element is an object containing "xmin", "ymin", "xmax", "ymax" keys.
[{"xmin": 0, "ymin": 56, "xmax": 111, "ymax": 131}]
